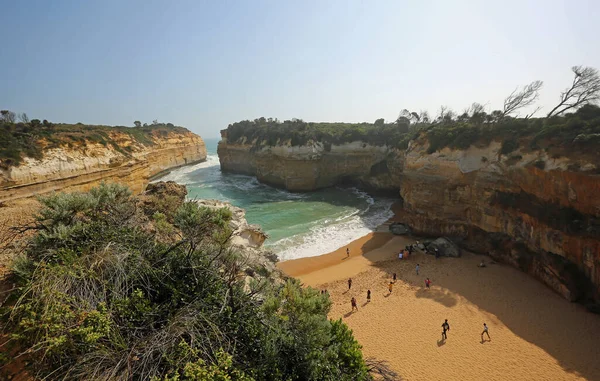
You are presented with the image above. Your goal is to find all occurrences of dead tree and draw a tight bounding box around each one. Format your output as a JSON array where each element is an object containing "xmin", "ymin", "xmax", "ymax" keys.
[
  {"xmin": 502, "ymin": 80, "xmax": 543, "ymax": 117},
  {"xmin": 547, "ymin": 66, "xmax": 600, "ymax": 117}
]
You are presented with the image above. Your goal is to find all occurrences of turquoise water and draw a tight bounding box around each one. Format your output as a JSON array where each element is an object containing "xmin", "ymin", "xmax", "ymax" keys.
[{"xmin": 155, "ymin": 138, "xmax": 394, "ymax": 261}]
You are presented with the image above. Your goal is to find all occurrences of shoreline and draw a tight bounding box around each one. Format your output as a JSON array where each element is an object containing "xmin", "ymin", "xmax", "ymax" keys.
[{"xmin": 276, "ymin": 217, "xmax": 600, "ymax": 380}]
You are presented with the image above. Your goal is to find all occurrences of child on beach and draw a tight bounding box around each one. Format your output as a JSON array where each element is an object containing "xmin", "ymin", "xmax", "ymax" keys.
[
  {"xmin": 425, "ymin": 278, "xmax": 431, "ymax": 289},
  {"xmin": 348, "ymin": 278, "xmax": 352, "ymax": 290},
  {"xmin": 416, "ymin": 264, "xmax": 420, "ymax": 275},
  {"xmin": 346, "ymin": 247, "xmax": 350, "ymax": 258},
  {"xmin": 393, "ymin": 273, "xmax": 397, "ymax": 283},
  {"xmin": 482, "ymin": 323, "xmax": 491, "ymax": 340},
  {"xmin": 367, "ymin": 289, "xmax": 371, "ymax": 302},
  {"xmin": 388, "ymin": 282, "xmax": 393, "ymax": 293},
  {"xmin": 351, "ymin": 297, "xmax": 358, "ymax": 312}
]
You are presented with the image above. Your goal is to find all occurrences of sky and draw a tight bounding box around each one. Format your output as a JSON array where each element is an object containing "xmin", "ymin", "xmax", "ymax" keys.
[{"xmin": 1, "ymin": 0, "xmax": 599, "ymax": 138}]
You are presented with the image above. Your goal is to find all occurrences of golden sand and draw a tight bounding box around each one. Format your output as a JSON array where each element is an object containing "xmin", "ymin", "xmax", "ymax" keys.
[{"xmin": 279, "ymin": 234, "xmax": 600, "ymax": 381}]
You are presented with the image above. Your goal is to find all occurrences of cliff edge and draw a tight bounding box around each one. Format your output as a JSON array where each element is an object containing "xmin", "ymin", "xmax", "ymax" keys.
[
  {"xmin": 0, "ymin": 127, "xmax": 206, "ymax": 202},
  {"xmin": 218, "ymin": 129, "xmax": 600, "ymax": 310}
]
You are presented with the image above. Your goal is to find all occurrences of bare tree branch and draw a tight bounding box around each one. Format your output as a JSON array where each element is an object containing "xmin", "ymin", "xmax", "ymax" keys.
[
  {"xmin": 502, "ymin": 80, "xmax": 543, "ymax": 117},
  {"xmin": 547, "ymin": 66, "xmax": 600, "ymax": 117}
]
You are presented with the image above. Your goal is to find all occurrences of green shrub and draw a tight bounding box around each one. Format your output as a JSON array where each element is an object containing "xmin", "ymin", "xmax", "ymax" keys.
[{"xmin": 1, "ymin": 183, "xmax": 372, "ymax": 380}]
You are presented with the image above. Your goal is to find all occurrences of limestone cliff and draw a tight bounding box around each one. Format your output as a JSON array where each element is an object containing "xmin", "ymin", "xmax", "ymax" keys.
[
  {"xmin": 0, "ymin": 129, "xmax": 206, "ymax": 202},
  {"xmin": 218, "ymin": 136, "xmax": 403, "ymax": 193},
  {"xmin": 217, "ymin": 135, "xmax": 600, "ymax": 309}
]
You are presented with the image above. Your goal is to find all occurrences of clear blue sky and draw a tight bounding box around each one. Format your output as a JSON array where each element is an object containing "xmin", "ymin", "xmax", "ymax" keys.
[{"xmin": 2, "ymin": 0, "xmax": 599, "ymax": 138}]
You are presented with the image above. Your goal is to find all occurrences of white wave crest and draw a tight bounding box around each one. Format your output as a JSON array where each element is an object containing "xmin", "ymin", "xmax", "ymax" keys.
[
  {"xmin": 271, "ymin": 199, "xmax": 394, "ymax": 261},
  {"xmin": 154, "ymin": 154, "xmax": 219, "ymax": 184}
]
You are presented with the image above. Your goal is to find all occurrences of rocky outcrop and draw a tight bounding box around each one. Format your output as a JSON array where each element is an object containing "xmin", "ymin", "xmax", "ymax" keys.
[
  {"xmin": 217, "ymin": 135, "xmax": 600, "ymax": 308},
  {"xmin": 0, "ymin": 129, "xmax": 206, "ymax": 202},
  {"xmin": 400, "ymin": 137, "xmax": 600, "ymax": 305},
  {"xmin": 425, "ymin": 238, "xmax": 461, "ymax": 257},
  {"xmin": 195, "ymin": 199, "xmax": 280, "ymax": 279},
  {"xmin": 218, "ymin": 135, "xmax": 403, "ymax": 192}
]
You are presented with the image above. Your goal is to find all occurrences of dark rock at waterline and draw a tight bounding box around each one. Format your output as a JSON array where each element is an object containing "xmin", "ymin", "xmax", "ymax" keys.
[
  {"xmin": 426, "ymin": 237, "xmax": 461, "ymax": 257},
  {"xmin": 389, "ymin": 222, "xmax": 411, "ymax": 235}
]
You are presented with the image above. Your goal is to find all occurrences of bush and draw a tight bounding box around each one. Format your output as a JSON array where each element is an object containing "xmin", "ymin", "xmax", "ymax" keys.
[{"xmin": 1, "ymin": 183, "xmax": 371, "ymax": 380}]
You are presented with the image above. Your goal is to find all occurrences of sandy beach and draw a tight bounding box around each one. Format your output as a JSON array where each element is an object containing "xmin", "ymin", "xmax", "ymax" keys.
[{"xmin": 278, "ymin": 233, "xmax": 600, "ymax": 381}]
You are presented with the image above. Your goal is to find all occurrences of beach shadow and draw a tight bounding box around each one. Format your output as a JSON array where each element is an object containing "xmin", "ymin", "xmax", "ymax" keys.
[
  {"xmin": 343, "ymin": 290, "xmax": 349, "ymax": 295},
  {"xmin": 343, "ymin": 311, "xmax": 354, "ymax": 318},
  {"xmin": 480, "ymin": 338, "xmax": 491, "ymax": 344},
  {"xmin": 362, "ymin": 302, "xmax": 369, "ymax": 307},
  {"xmin": 368, "ymin": 250, "xmax": 600, "ymax": 380},
  {"xmin": 384, "ymin": 293, "xmax": 391, "ymax": 298},
  {"xmin": 437, "ymin": 339, "xmax": 446, "ymax": 347},
  {"xmin": 414, "ymin": 288, "xmax": 457, "ymax": 307}
]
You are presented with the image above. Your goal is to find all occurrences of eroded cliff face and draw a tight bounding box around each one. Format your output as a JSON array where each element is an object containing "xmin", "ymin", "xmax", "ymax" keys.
[
  {"xmin": 218, "ymin": 138, "xmax": 403, "ymax": 192},
  {"xmin": 217, "ymin": 136, "xmax": 600, "ymax": 307},
  {"xmin": 401, "ymin": 138, "xmax": 600, "ymax": 305},
  {"xmin": 0, "ymin": 130, "xmax": 206, "ymax": 202}
]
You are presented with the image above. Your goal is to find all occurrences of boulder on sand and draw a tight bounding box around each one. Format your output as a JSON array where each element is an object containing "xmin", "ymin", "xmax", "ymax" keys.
[
  {"xmin": 389, "ymin": 222, "xmax": 411, "ymax": 235},
  {"xmin": 426, "ymin": 237, "xmax": 461, "ymax": 257}
]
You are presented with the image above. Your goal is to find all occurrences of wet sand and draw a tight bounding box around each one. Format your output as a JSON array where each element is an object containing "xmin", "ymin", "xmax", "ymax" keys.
[{"xmin": 279, "ymin": 234, "xmax": 600, "ymax": 381}]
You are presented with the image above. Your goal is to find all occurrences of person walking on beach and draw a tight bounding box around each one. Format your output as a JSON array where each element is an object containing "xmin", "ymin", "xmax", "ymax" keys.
[
  {"xmin": 481, "ymin": 323, "xmax": 491, "ymax": 341},
  {"xmin": 351, "ymin": 297, "xmax": 358, "ymax": 312},
  {"xmin": 348, "ymin": 278, "xmax": 352, "ymax": 290},
  {"xmin": 425, "ymin": 278, "xmax": 431, "ymax": 289},
  {"xmin": 393, "ymin": 273, "xmax": 397, "ymax": 283},
  {"xmin": 416, "ymin": 264, "xmax": 420, "ymax": 275},
  {"xmin": 435, "ymin": 248, "xmax": 440, "ymax": 259},
  {"xmin": 346, "ymin": 247, "xmax": 350, "ymax": 258},
  {"xmin": 442, "ymin": 319, "xmax": 450, "ymax": 340},
  {"xmin": 367, "ymin": 289, "xmax": 371, "ymax": 302},
  {"xmin": 388, "ymin": 282, "xmax": 393, "ymax": 294}
]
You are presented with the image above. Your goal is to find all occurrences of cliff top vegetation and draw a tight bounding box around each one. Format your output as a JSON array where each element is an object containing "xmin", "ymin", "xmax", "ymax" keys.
[
  {"xmin": 0, "ymin": 115, "xmax": 190, "ymax": 169},
  {"xmin": 0, "ymin": 182, "xmax": 388, "ymax": 380},
  {"xmin": 222, "ymin": 66, "xmax": 600, "ymax": 158}
]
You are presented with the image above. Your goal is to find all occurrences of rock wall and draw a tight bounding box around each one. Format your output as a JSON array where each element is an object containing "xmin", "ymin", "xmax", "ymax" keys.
[
  {"xmin": 218, "ymin": 137, "xmax": 403, "ymax": 192},
  {"xmin": 0, "ymin": 130, "xmax": 206, "ymax": 202},
  {"xmin": 217, "ymin": 136, "xmax": 600, "ymax": 307}
]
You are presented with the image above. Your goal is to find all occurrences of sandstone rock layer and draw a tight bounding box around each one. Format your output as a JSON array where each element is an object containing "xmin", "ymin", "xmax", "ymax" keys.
[
  {"xmin": 0, "ymin": 129, "xmax": 206, "ymax": 201},
  {"xmin": 218, "ymin": 136, "xmax": 600, "ymax": 307}
]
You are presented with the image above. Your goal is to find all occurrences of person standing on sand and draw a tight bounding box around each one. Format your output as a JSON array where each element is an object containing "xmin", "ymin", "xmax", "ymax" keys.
[
  {"xmin": 482, "ymin": 323, "xmax": 491, "ymax": 341},
  {"xmin": 425, "ymin": 278, "xmax": 431, "ymax": 289},
  {"xmin": 346, "ymin": 247, "xmax": 350, "ymax": 258},
  {"xmin": 442, "ymin": 319, "xmax": 450, "ymax": 340},
  {"xmin": 388, "ymin": 282, "xmax": 393, "ymax": 293},
  {"xmin": 416, "ymin": 264, "xmax": 420, "ymax": 275},
  {"xmin": 351, "ymin": 297, "xmax": 358, "ymax": 312},
  {"xmin": 393, "ymin": 273, "xmax": 397, "ymax": 283},
  {"xmin": 367, "ymin": 289, "xmax": 371, "ymax": 302},
  {"xmin": 348, "ymin": 278, "xmax": 352, "ymax": 290}
]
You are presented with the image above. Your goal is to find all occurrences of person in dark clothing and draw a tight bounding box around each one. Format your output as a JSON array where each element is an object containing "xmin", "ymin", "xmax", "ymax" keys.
[
  {"xmin": 367, "ymin": 289, "xmax": 371, "ymax": 302},
  {"xmin": 441, "ymin": 319, "xmax": 450, "ymax": 340},
  {"xmin": 482, "ymin": 323, "xmax": 491, "ymax": 341},
  {"xmin": 351, "ymin": 297, "xmax": 358, "ymax": 312},
  {"xmin": 435, "ymin": 248, "xmax": 440, "ymax": 259},
  {"xmin": 393, "ymin": 273, "xmax": 397, "ymax": 283},
  {"xmin": 348, "ymin": 278, "xmax": 352, "ymax": 290}
]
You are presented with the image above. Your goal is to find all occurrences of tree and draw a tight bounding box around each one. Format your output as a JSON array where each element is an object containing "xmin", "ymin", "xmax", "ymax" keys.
[
  {"xmin": 152, "ymin": 119, "xmax": 159, "ymax": 125},
  {"xmin": 374, "ymin": 118, "xmax": 385, "ymax": 127},
  {"xmin": 134, "ymin": 120, "xmax": 142, "ymax": 128},
  {"xmin": 502, "ymin": 80, "xmax": 543, "ymax": 117},
  {"xmin": 547, "ymin": 66, "xmax": 600, "ymax": 117},
  {"xmin": 1, "ymin": 110, "xmax": 16, "ymax": 123},
  {"xmin": 30, "ymin": 119, "xmax": 41, "ymax": 127},
  {"xmin": 18, "ymin": 112, "xmax": 29, "ymax": 123},
  {"xmin": 42, "ymin": 119, "xmax": 51, "ymax": 127}
]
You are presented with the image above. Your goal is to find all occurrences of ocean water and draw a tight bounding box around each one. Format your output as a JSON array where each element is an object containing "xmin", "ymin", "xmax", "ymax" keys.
[{"xmin": 155, "ymin": 138, "xmax": 395, "ymax": 261}]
